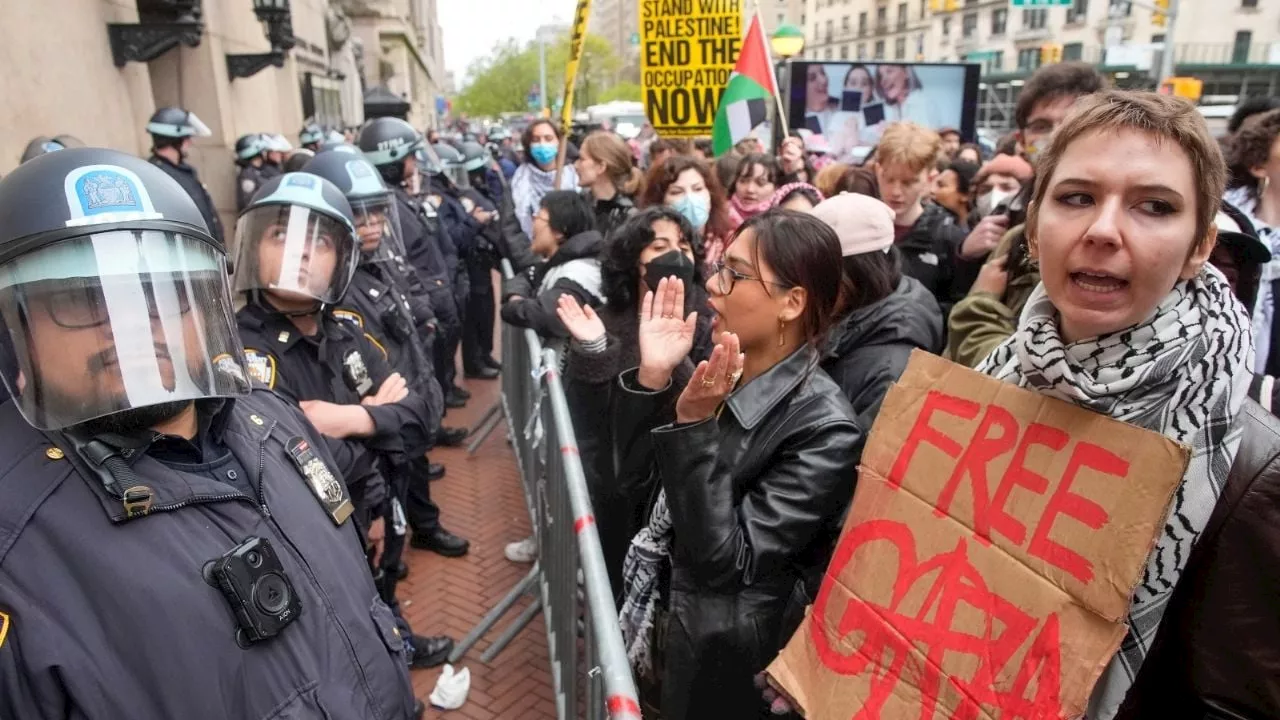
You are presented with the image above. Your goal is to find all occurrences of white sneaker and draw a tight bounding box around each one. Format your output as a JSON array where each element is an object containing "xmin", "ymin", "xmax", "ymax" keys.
[{"xmin": 504, "ymin": 536, "xmax": 537, "ymax": 563}]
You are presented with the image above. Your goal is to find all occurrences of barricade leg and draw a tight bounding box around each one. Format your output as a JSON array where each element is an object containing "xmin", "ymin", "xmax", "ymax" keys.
[
  {"xmin": 479, "ymin": 594, "xmax": 544, "ymax": 663},
  {"xmin": 447, "ymin": 564, "xmax": 539, "ymax": 663}
]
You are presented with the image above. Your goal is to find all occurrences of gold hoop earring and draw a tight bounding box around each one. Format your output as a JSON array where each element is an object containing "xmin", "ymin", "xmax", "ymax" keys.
[{"xmin": 778, "ymin": 318, "xmax": 787, "ymax": 347}]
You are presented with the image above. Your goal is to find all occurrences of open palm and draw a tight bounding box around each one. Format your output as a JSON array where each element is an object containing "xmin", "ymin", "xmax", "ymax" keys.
[
  {"xmin": 638, "ymin": 277, "xmax": 697, "ymax": 381},
  {"xmin": 556, "ymin": 294, "xmax": 606, "ymax": 343}
]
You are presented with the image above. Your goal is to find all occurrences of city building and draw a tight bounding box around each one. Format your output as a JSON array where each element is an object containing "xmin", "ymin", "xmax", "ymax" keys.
[
  {"xmin": 0, "ymin": 0, "xmax": 372, "ymax": 239},
  {"xmin": 341, "ymin": 0, "xmax": 447, "ymax": 129},
  {"xmin": 802, "ymin": 0, "xmax": 1280, "ymax": 130},
  {"xmin": 762, "ymin": 0, "xmax": 807, "ymax": 37},
  {"xmin": 588, "ymin": 0, "xmax": 640, "ymax": 83}
]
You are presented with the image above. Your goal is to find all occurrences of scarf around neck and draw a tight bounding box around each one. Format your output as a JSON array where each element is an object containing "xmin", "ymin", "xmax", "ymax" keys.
[
  {"xmin": 976, "ymin": 267, "xmax": 1252, "ymax": 719},
  {"xmin": 511, "ymin": 162, "xmax": 579, "ymax": 238}
]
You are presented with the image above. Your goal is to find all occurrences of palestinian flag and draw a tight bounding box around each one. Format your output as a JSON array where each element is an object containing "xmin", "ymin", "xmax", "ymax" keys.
[{"xmin": 712, "ymin": 15, "xmax": 778, "ymax": 156}]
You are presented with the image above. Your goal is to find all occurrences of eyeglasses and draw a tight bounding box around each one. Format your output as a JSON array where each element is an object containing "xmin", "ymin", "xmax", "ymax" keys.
[
  {"xmin": 710, "ymin": 261, "xmax": 790, "ymax": 295},
  {"xmin": 33, "ymin": 281, "xmax": 193, "ymax": 329}
]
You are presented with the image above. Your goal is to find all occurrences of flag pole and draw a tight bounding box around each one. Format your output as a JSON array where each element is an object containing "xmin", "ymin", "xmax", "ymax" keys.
[{"xmin": 752, "ymin": 0, "xmax": 789, "ymax": 134}]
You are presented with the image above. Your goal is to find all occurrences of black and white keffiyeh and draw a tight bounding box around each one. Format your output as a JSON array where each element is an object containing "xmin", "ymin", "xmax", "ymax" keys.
[
  {"xmin": 619, "ymin": 489, "xmax": 673, "ymax": 676},
  {"xmin": 976, "ymin": 266, "xmax": 1252, "ymax": 718}
]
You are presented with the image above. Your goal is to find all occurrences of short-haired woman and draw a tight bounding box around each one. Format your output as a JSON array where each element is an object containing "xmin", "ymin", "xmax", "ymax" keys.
[
  {"xmin": 615, "ymin": 209, "xmax": 861, "ymax": 719},
  {"xmin": 499, "ymin": 190, "xmax": 602, "ymax": 341}
]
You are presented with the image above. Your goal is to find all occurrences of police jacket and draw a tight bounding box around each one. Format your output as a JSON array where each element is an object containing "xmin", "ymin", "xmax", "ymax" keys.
[
  {"xmin": 427, "ymin": 183, "xmax": 473, "ymax": 278},
  {"xmin": 336, "ymin": 266, "xmax": 443, "ymax": 432},
  {"xmin": 379, "ymin": 254, "xmax": 440, "ymax": 338},
  {"xmin": 0, "ymin": 390, "xmax": 417, "ymax": 720},
  {"xmin": 236, "ymin": 162, "xmax": 269, "ymax": 213},
  {"xmin": 461, "ymin": 186, "xmax": 500, "ymax": 266},
  {"xmin": 393, "ymin": 187, "xmax": 450, "ymax": 286},
  {"xmin": 235, "ymin": 301, "xmax": 432, "ymax": 465},
  {"xmin": 149, "ymin": 154, "xmax": 225, "ymax": 249}
]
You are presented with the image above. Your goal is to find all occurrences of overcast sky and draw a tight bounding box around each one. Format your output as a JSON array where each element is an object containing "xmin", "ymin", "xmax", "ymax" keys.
[{"xmin": 439, "ymin": 0, "xmax": 579, "ymax": 83}]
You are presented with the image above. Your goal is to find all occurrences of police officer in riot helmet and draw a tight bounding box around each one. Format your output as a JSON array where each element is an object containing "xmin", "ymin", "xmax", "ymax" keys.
[
  {"xmin": 357, "ymin": 119, "xmax": 473, "ymax": 417},
  {"xmin": 146, "ymin": 106, "xmax": 225, "ymax": 250},
  {"xmin": 303, "ymin": 149, "xmax": 471, "ymax": 561},
  {"xmin": 457, "ymin": 140, "xmax": 504, "ymax": 376},
  {"xmin": 283, "ymin": 148, "xmax": 315, "ymax": 173},
  {"xmin": 299, "ymin": 122, "xmax": 325, "ymax": 153},
  {"xmin": 233, "ymin": 133, "xmax": 272, "ymax": 212},
  {"xmin": 0, "ymin": 148, "xmax": 421, "ymax": 719}
]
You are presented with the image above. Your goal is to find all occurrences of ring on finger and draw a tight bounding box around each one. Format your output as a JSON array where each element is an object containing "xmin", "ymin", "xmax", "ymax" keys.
[{"xmin": 700, "ymin": 376, "xmax": 716, "ymax": 387}]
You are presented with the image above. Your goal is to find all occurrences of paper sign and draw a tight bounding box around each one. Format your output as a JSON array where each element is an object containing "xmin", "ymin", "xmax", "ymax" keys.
[
  {"xmin": 639, "ymin": 0, "xmax": 742, "ymax": 137},
  {"xmin": 767, "ymin": 351, "xmax": 1188, "ymax": 720}
]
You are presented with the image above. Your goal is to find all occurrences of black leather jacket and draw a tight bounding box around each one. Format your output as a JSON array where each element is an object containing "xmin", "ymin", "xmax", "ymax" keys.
[
  {"xmin": 615, "ymin": 346, "xmax": 861, "ymax": 720},
  {"xmin": 1118, "ymin": 398, "xmax": 1280, "ymax": 720}
]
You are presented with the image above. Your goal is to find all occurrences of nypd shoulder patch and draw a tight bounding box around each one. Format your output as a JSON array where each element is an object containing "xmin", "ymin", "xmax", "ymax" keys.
[
  {"xmin": 243, "ymin": 348, "xmax": 277, "ymax": 389},
  {"xmin": 332, "ymin": 309, "xmax": 365, "ymax": 328},
  {"xmin": 0, "ymin": 610, "xmax": 9, "ymax": 649}
]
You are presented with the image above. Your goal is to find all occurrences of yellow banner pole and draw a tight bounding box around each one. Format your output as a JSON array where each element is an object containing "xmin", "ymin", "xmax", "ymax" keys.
[{"xmin": 554, "ymin": 0, "xmax": 594, "ymax": 189}]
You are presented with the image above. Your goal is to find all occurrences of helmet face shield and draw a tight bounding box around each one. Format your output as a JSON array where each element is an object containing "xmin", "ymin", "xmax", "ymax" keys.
[
  {"xmin": 0, "ymin": 232, "xmax": 248, "ymax": 430},
  {"xmin": 350, "ymin": 194, "xmax": 405, "ymax": 263},
  {"xmin": 447, "ymin": 165, "xmax": 471, "ymax": 189},
  {"xmin": 233, "ymin": 204, "xmax": 358, "ymax": 306}
]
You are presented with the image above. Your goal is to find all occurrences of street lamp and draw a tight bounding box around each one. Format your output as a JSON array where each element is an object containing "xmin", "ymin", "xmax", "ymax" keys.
[
  {"xmin": 770, "ymin": 24, "xmax": 806, "ymax": 60},
  {"xmin": 252, "ymin": 0, "xmax": 290, "ymax": 22}
]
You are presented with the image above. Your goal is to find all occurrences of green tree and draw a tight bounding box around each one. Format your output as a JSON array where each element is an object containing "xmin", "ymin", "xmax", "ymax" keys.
[
  {"xmin": 598, "ymin": 82, "xmax": 642, "ymax": 103},
  {"xmin": 453, "ymin": 33, "xmax": 624, "ymax": 117}
]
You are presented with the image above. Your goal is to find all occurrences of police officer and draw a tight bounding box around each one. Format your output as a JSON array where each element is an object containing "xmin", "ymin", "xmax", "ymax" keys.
[
  {"xmin": 231, "ymin": 171, "xmax": 456, "ymax": 669},
  {"xmin": 299, "ymin": 122, "xmax": 325, "ymax": 153},
  {"xmin": 0, "ymin": 148, "xmax": 421, "ymax": 719},
  {"xmin": 458, "ymin": 140, "xmax": 503, "ymax": 377},
  {"xmin": 427, "ymin": 142, "xmax": 487, "ymax": 401},
  {"xmin": 303, "ymin": 149, "xmax": 470, "ymax": 560},
  {"xmin": 19, "ymin": 136, "xmax": 67, "ymax": 164},
  {"xmin": 357, "ymin": 119, "xmax": 469, "ymax": 414},
  {"xmin": 261, "ymin": 134, "xmax": 289, "ymax": 179},
  {"xmin": 233, "ymin": 133, "xmax": 271, "ymax": 212},
  {"xmin": 146, "ymin": 106, "xmax": 225, "ymax": 251}
]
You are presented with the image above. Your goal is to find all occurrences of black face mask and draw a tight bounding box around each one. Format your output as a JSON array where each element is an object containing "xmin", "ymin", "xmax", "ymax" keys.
[{"xmin": 643, "ymin": 250, "xmax": 696, "ymax": 292}]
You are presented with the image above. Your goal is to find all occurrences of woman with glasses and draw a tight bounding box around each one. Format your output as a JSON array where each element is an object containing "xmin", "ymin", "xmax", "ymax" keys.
[{"xmin": 612, "ymin": 209, "xmax": 861, "ymax": 719}]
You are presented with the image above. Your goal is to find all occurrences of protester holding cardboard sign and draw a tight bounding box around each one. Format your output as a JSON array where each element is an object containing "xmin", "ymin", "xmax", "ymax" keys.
[
  {"xmin": 768, "ymin": 91, "xmax": 1280, "ymax": 720},
  {"xmin": 614, "ymin": 209, "xmax": 860, "ymax": 719}
]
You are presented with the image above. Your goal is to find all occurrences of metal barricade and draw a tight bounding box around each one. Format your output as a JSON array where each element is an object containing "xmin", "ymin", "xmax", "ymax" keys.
[{"xmin": 451, "ymin": 260, "xmax": 642, "ymax": 720}]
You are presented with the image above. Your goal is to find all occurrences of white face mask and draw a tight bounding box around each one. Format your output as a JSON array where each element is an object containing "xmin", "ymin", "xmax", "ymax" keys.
[{"xmin": 977, "ymin": 188, "xmax": 1016, "ymax": 216}]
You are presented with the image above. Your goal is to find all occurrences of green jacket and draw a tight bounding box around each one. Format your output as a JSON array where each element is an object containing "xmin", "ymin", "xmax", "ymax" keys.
[{"xmin": 944, "ymin": 224, "xmax": 1040, "ymax": 368}]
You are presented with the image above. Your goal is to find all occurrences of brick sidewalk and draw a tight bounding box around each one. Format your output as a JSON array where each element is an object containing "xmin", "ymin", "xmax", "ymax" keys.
[{"xmin": 400, "ymin": 374, "xmax": 557, "ymax": 719}]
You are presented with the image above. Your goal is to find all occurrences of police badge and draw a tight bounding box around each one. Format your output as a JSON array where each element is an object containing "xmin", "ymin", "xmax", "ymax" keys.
[
  {"xmin": 284, "ymin": 436, "xmax": 353, "ymax": 525},
  {"xmin": 342, "ymin": 349, "xmax": 373, "ymax": 395}
]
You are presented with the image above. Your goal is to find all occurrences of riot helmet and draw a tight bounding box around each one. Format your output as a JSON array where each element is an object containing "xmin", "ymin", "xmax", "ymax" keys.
[
  {"xmin": 52, "ymin": 135, "xmax": 85, "ymax": 149},
  {"xmin": 459, "ymin": 140, "xmax": 492, "ymax": 174},
  {"xmin": 147, "ymin": 107, "xmax": 212, "ymax": 139},
  {"xmin": 234, "ymin": 134, "xmax": 270, "ymax": 165},
  {"xmin": 20, "ymin": 137, "xmax": 67, "ymax": 164},
  {"xmin": 299, "ymin": 123, "xmax": 325, "ymax": 149},
  {"xmin": 233, "ymin": 173, "xmax": 359, "ymax": 311},
  {"xmin": 357, "ymin": 117, "xmax": 423, "ymax": 185},
  {"xmin": 303, "ymin": 150, "xmax": 405, "ymax": 264},
  {"xmin": 433, "ymin": 142, "xmax": 470, "ymax": 189},
  {"xmin": 0, "ymin": 148, "xmax": 249, "ymax": 430}
]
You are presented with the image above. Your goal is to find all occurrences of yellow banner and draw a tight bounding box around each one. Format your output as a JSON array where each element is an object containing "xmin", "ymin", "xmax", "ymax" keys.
[
  {"xmin": 640, "ymin": 0, "xmax": 743, "ymax": 138},
  {"xmin": 561, "ymin": 0, "xmax": 594, "ymax": 135}
]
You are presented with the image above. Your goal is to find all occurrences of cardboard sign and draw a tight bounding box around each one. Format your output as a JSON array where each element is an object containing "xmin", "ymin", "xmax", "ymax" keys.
[
  {"xmin": 768, "ymin": 351, "xmax": 1188, "ymax": 720},
  {"xmin": 640, "ymin": 0, "xmax": 742, "ymax": 137}
]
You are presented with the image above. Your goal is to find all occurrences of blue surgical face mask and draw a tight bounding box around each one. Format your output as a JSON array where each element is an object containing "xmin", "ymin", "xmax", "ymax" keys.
[
  {"xmin": 670, "ymin": 193, "xmax": 711, "ymax": 230},
  {"xmin": 530, "ymin": 142, "xmax": 559, "ymax": 167}
]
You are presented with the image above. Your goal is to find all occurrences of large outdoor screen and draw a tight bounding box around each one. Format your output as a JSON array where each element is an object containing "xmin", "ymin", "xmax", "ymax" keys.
[{"xmin": 787, "ymin": 61, "xmax": 980, "ymax": 161}]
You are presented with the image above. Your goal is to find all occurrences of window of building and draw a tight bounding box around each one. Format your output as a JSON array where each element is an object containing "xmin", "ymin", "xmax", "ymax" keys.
[
  {"xmin": 897, "ymin": 3, "xmax": 908, "ymax": 29},
  {"xmin": 825, "ymin": 19, "xmax": 834, "ymax": 39},
  {"xmin": 857, "ymin": 42, "xmax": 867, "ymax": 58},
  {"xmin": 1018, "ymin": 47, "xmax": 1042, "ymax": 70},
  {"xmin": 991, "ymin": 50, "xmax": 1004, "ymax": 70},
  {"xmin": 778, "ymin": 12, "xmax": 785, "ymax": 25},
  {"xmin": 858, "ymin": 11, "xmax": 867, "ymax": 34},
  {"xmin": 1233, "ymin": 30, "xmax": 1252, "ymax": 63},
  {"xmin": 920, "ymin": 0, "xmax": 928, "ymax": 20},
  {"xmin": 1109, "ymin": 0, "xmax": 1131, "ymax": 17},
  {"xmin": 942, "ymin": 16, "xmax": 951, "ymax": 35},
  {"xmin": 1023, "ymin": 8, "xmax": 1047, "ymax": 28},
  {"xmin": 876, "ymin": 6, "xmax": 887, "ymax": 30},
  {"xmin": 1242, "ymin": 0, "xmax": 1258, "ymax": 7},
  {"xmin": 875, "ymin": 39, "xmax": 886, "ymax": 59},
  {"xmin": 841, "ymin": 44, "xmax": 849, "ymax": 59},
  {"xmin": 825, "ymin": 46, "xmax": 834, "ymax": 59},
  {"xmin": 991, "ymin": 8, "xmax": 1007, "ymax": 35},
  {"xmin": 1067, "ymin": 0, "xmax": 1089, "ymax": 23},
  {"xmin": 962, "ymin": 12, "xmax": 977, "ymax": 38},
  {"xmin": 895, "ymin": 37, "xmax": 906, "ymax": 58},
  {"xmin": 842, "ymin": 15, "xmax": 850, "ymax": 31},
  {"xmin": 1063, "ymin": 42, "xmax": 1084, "ymax": 61}
]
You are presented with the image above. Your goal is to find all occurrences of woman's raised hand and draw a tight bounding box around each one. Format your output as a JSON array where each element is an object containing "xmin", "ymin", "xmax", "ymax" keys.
[
  {"xmin": 556, "ymin": 294, "xmax": 606, "ymax": 343},
  {"xmin": 636, "ymin": 276, "xmax": 697, "ymax": 390},
  {"xmin": 676, "ymin": 331, "xmax": 744, "ymax": 424}
]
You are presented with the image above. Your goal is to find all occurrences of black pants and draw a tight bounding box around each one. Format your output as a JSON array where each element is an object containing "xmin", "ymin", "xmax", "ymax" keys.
[
  {"xmin": 463, "ymin": 264, "xmax": 496, "ymax": 373},
  {"xmin": 404, "ymin": 455, "xmax": 441, "ymax": 536},
  {"xmin": 429, "ymin": 285, "xmax": 460, "ymax": 394}
]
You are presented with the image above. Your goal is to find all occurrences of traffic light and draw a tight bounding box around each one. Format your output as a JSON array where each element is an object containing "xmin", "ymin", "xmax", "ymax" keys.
[
  {"xmin": 1153, "ymin": 0, "xmax": 1169, "ymax": 27},
  {"xmin": 1040, "ymin": 43, "xmax": 1063, "ymax": 66}
]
